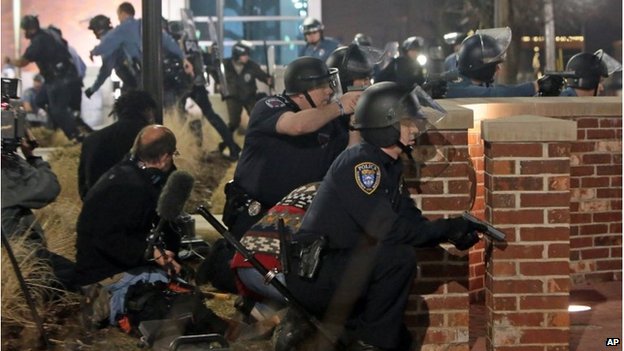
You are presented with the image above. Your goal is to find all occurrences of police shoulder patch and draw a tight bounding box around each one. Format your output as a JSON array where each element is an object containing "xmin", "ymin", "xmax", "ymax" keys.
[
  {"xmin": 265, "ymin": 97, "xmax": 286, "ymax": 109},
  {"xmin": 354, "ymin": 162, "xmax": 381, "ymax": 195}
]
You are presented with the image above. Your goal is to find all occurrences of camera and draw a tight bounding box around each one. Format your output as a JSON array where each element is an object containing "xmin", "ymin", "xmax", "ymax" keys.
[{"xmin": 2, "ymin": 78, "xmax": 31, "ymax": 153}]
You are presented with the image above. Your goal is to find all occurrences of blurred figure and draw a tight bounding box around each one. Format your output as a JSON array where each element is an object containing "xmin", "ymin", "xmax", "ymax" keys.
[
  {"xmin": 353, "ymin": 33, "xmax": 373, "ymax": 47},
  {"xmin": 375, "ymin": 36, "xmax": 427, "ymax": 89},
  {"xmin": 299, "ymin": 17, "xmax": 340, "ymax": 61},
  {"xmin": 22, "ymin": 74, "xmax": 48, "ymax": 127},
  {"xmin": 446, "ymin": 27, "xmax": 563, "ymax": 98},
  {"xmin": 2, "ymin": 56, "xmax": 17, "ymax": 78},
  {"xmin": 560, "ymin": 50, "xmax": 622, "ymax": 97},
  {"xmin": 78, "ymin": 90, "xmax": 157, "ymax": 199},
  {"xmin": 442, "ymin": 31, "xmax": 466, "ymax": 73},
  {"xmin": 13, "ymin": 15, "xmax": 88, "ymax": 141},
  {"xmin": 223, "ymin": 41, "xmax": 273, "ymax": 136}
]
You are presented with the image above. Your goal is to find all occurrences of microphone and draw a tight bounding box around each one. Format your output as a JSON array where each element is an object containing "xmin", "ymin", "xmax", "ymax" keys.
[{"xmin": 144, "ymin": 170, "xmax": 195, "ymax": 260}]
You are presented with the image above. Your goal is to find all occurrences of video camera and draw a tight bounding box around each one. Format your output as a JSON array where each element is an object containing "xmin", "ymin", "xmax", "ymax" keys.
[{"xmin": 1, "ymin": 78, "xmax": 34, "ymax": 154}]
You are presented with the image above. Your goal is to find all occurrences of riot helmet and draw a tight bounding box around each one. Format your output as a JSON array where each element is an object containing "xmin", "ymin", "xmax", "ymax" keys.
[
  {"xmin": 457, "ymin": 27, "xmax": 511, "ymax": 84},
  {"xmin": 326, "ymin": 44, "xmax": 380, "ymax": 90},
  {"xmin": 88, "ymin": 15, "xmax": 112, "ymax": 33},
  {"xmin": 353, "ymin": 33, "xmax": 373, "ymax": 47},
  {"xmin": 565, "ymin": 50, "xmax": 621, "ymax": 92},
  {"xmin": 284, "ymin": 56, "xmax": 340, "ymax": 95},
  {"xmin": 300, "ymin": 17, "xmax": 324, "ymax": 35},
  {"xmin": 168, "ymin": 20, "xmax": 184, "ymax": 41},
  {"xmin": 353, "ymin": 82, "xmax": 446, "ymax": 148},
  {"xmin": 401, "ymin": 36, "xmax": 425, "ymax": 55},
  {"xmin": 232, "ymin": 41, "xmax": 252, "ymax": 60}
]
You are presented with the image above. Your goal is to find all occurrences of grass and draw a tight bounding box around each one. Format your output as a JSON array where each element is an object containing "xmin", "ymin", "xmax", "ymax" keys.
[{"xmin": 2, "ymin": 109, "xmax": 240, "ymax": 350}]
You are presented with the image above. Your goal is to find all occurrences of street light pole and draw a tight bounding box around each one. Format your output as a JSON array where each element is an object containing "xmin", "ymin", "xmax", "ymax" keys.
[
  {"xmin": 142, "ymin": 0, "xmax": 164, "ymax": 124},
  {"xmin": 544, "ymin": 0, "xmax": 556, "ymax": 71}
]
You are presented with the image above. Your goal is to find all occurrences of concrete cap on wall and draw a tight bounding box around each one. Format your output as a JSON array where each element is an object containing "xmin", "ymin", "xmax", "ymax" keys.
[{"xmin": 481, "ymin": 114, "xmax": 577, "ymax": 142}]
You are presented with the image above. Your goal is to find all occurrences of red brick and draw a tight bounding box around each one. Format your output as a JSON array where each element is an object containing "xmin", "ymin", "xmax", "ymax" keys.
[
  {"xmin": 596, "ymin": 165, "xmax": 621, "ymax": 175},
  {"xmin": 570, "ymin": 165, "xmax": 595, "ymax": 177},
  {"xmin": 491, "ymin": 209, "xmax": 544, "ymax": 225},
  {"xmin": 548, "ymin": 176, "xmax": 570, "ymax": 191},
  {"xmin": 586, "ymin": 128, "xmax": 616, "ymax": 139},
  {"xmin": 577, "ymin": 129, "xmax": 586, "ymax": 139},
  {"xmin": 610, "ymin": 222, "xmax": 622, "ymax": 233},
  {"xmin": 599, "ymin": 118, "xmax": 622, "ymax": 128},
  {"xmin": 582, "ymin": 153, "xmax": 612, "ymax": 164},
  {"xmin": 412, "ymin": 180, "xmax": 444, "ymax": 194},
  {"xmin": 580, "ymin": 177, "xmax": 610, "ymax": 188},
  {"xmin": 489, "ymin": 296, "xmax": 517, "ymax": 311},
  {"xmin": 594, "ymin": 234, "xmax": 622, "ymax": 246},
  {"xmin": 493, "ymin": 244, "xmax": 545, "ymax": 260},
  {"xmin": 424, "ymin": 296, "xmax": 468, "ymax": 310},
  {"xmin": 520, "ymin": 227, "xmax": 570, "ymax": 241},
  {"xmin": 491, "ymin": 279, "xmax": 543, "ymax": 293},
  {"xmin": 519, "ymin": 261, "xmax": 569, "ymax": 276},
  {"xmin": 570, "ymin": 213, "xmax": 591, "ymax": 224},
  {"xmin": 492, "ymin": 311, "xmax": 543, "ymax": 327},
  {"xmin": 579, "ymin": 224, "xmax": 609, "ymax": 235},
  {"xmin": 576, "ymin": 118, "xmax": 599, "ymax": 128},
  {"xmin": 570, "ymin": 141, "xmax": 596, "ymax": 153},
  {"xmin": 611, "ymin": 175, "xmax": 622, "ymax": 187},
  {"xmin": 488, "ymin": 193, "xmax": 516, "ymax": 208},
  {"xmin": 546, "ymin": 278, "xmax": 570, "ymax": 294},
  {"xmin": 520, "ymin": 193, "xmax": 570, "ymax": 207},
  {"xmin": 580, "ymin": 248, "xmax": 610, "ymax": 259},
  {"xmin": 425, "ymin": 131, "xmax": 468, "ymax": 146},
  {"xmin": 422, "ymin": 196, "xmax": 472, "ymax": 211},
  {"xmin": 520, "ymin": 295, "xmax": 568, "ymax": 310},
  {"xmin": 486, "ymin": 143, "xmax": 544, "ymax": 158},
  {"xmin": 486, "ymin": 160, "xmax": 516, "ymax": 174},
  {"xmin": 596, "ymin": 188, "xmax": 622, "ymax": 198},
  {"xmin": 491, "ymin": 262, "xmax": 516, "ymax": 276},
  {"xmin": 548, "ymin": 244, "xmax": 570, "ymax": 259},
  {"xmin": 519, "ymin": 328, "xmax": 569, "ymax": 344},
  {"xmin": 520, "ymin": 160, "xmax": 570, "ymax": 174},
  {"xmin": 548, "ymin": 143, "xmax": 571, "ymax": 157},
  {"xmin": 547, "ymin": 209, "xmax": 570, "ymax": 224},
  {"xmin": 492, "ymin": 177, "xmax": 544, "ymax": 192}
]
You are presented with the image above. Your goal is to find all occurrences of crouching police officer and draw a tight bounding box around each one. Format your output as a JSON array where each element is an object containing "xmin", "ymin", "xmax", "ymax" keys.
[
  {"xmin": 560, "ymin": 49, "xmax": 622, "ymax": 97},
  {"xmin": 276, "ymin": 82, "xmax": 487, "ymax": 351}
]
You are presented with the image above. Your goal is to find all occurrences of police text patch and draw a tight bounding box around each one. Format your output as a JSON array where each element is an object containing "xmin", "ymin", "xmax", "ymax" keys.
[
  {"xmin": 354, "ymin": 162, "xmax": 381, "ymax": 194},
  {"xmin": 265, "ymin": 97, "xmax": 286, "ymax": 109}
]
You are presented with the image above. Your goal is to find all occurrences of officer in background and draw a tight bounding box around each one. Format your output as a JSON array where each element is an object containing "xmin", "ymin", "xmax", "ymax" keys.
[
  {"xmin": 375, "ymin": 36, "xmax": 428, "ymax": 89},
  {"xmin": 198, "ymin": 57, "xmax": 361, "ymax": 293},
  {"xmin": 22, "ymin": 74, "xmax": 48, "ymax": 127},
  {"xmin": 442, "ymin": 31, "xmax": 466, "ymax": 73},
  {"xmin": 222, "ymin": 41, "xmax": 273, "ymax": 136},
  {"xmin": 299, "ymin": 17, "xmax": 340, "ymax": 62},
  {"xmin": 446, "ymin": 27, "xmax": 563, "ymax": 98},
  {"xmin": 275, "ymin": 82, "xmax": 485, "ymax": 351},
  {"xmin": 85, "ymin": 15, "xmax": 140, "ymax": 98},
  {"xmin": 353, "ymin": 33, "xmax": 373, "ymax": 47},
  {"xmin": 560, "ymin": 50, "xmax": 622, "ymax": 97},
  {"xmin": 13, "ymin": 15, "xmax": 86, "ymax": 141}
]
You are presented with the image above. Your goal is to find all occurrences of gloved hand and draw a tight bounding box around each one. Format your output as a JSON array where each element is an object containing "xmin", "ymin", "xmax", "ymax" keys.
[
  {"xmin": 445, "ymin": 217, "xmax": 485, "ymax": 250},
  {"xmin": 537, "ymin": 75, "xmax": 565, "ymax": 97},
  {"xmin": 422, "ymin": 79, "xmax": 448, "ymax": 99},
  {"xmin": 85, "ymin": 87, "xmax": 94, "ymax": 99}
]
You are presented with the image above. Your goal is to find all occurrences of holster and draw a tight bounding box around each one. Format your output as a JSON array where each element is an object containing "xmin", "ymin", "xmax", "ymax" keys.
[{"xmin": 294, "ymin": 237, "xmax": 327, "ymax": 280}]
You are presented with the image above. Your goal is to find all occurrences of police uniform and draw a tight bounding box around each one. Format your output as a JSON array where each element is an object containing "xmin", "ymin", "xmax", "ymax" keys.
[
  {"xmin": 286, "ymin": 142, "xmax": 451, "ymax": 350},
  {"xmin": 22, "ymin": 28, "xmax": 82, "ymax": 140},
  {"xmin": 559, "ymin": 87, "xmax": 578, "ymax": 96},
  {"xmin": 89, "ymin": 29, "xmax": 140, "ymax": 95},
  {"xmin": 222, "ymin": 57, "xmax": 272, "ymax": 132},
  {"xmin": 300, "ymin": 37, "xmax": 340, "ymax": 62},
  {"xmin": 445, "ymin": 74, "xmax": 536, "ymax": 98}
]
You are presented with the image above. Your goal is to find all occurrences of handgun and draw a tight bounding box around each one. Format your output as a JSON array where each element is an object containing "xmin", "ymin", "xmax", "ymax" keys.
[{"xmin": 462, "ymin": 212, "xmax": 506, "ymax": 242}]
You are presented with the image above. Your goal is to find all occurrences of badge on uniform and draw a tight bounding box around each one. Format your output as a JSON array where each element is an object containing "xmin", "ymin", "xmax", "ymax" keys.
[
  {"xmin": 265, "ymin": 97, "xmax": 285, "ymax": 109},
  {"xmin": 354, "ymin": 162, "xmax": 381, "ymax": 194}
]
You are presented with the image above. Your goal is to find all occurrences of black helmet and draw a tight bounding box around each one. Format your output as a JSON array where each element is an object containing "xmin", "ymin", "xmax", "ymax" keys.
[
  {"xmin": 168, "ymin": 20, "xmax": 184, "ymax": 40},
  {"xmin": 353, "ymin": 33, "xmax": 372, "ymax": 47},
  {"xmin": 326, "ymin": 44, "xmax": 374, "ymax": 90},
  {"xmin": 457, "ymin": 27, "xmax": 511, "ymax": 83},
  {"xmin": 88, "ymin": 15, "xmax": 112, "ymax": 32},
  {"xmin": 20, "ymin": 15, "xmax": 39, "ymax": 31},
  {"xmin": 284, "ymin": 56, "xmax": 336, "ymax": 95},
  {"xmin": 401, "ymin": 36, "xmax": 425, "ymax": 55},
  {"xmin": 565, "ymin": 52, "xmax": 609, "ymax": 90},
  {"xmin": 232, "ymin": 41, "xmax": 252, "ymax": 60},
  {"xmin": 353, "ymin": 82, "xmax": 446, "ymax": 147},
  {"xmin": 300, "ymin": 17, "xmax": 324, "ymax": 35}
]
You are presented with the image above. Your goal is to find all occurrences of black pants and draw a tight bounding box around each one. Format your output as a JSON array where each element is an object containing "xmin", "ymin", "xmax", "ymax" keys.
[
  {"xmin": 225, "ymin": 97, "xmax": 256, "ymax": 132},
  {"xmin": 46, "ymin": 77, "xmax": 81, "ymax": 140},
  {"xmin": 286, "ymin": 244, "xmax": 417, "ymax": 350}
]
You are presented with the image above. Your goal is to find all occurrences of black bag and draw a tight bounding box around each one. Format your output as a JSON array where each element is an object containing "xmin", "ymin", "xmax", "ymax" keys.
[{"xmin": 124, "ymin": 281, "xmax": 228, "ymax": 337}]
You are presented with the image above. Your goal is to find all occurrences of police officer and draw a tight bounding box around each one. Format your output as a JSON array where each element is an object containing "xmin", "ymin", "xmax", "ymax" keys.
[
  {"xmin": 353, "ymin": 33, "xmax": 373, "ymax": 47},
  {"xmin": 442, "ymin": 31, "xmax": 466, "ymax": 73},
  {"xmin": 299, "ymin": 17, "xmax": 340, "ymax": 62},
  {"xmin": 13, "ymin": 15, "xmax": 85, "ymax": 141},
  {"xmin": 560, "ymin": 50, "xmax": 622, "ymax": 97},
  {"xmin": 223, "ymin": 41, "xmax": 272, "ymax": 135},
  {"xmin": 197, "ymin": 57, "xmax": 361, "ymax": 293},
  {"xmin": 85, "ymin": 15, "xmax": 139, "ymax": 98},
  {"xmin": 375, "ymin": 36, "xmax": 427, "ymax": 89},
  {"xmin": 276, "ymin": 82, "xmax": 485, "ymax": 351},
  {"xmin": 446, "ymin": 27, "xmax": 563, "ymax": 98}
]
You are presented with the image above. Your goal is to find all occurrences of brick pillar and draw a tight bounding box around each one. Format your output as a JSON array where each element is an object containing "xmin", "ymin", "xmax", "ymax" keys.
[{"xmin": 481, "ymin": 115, "xmax": 576, "ymax": 351}]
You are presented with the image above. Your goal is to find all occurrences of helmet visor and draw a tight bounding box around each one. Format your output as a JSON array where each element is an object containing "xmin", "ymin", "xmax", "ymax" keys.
[
  {"xmin": 328, "ymin": 67, "xmax": 343, "ymax": 100},
  {"xmin": 399, "ymin": 85, "xmax": 447, "ymax": 135},
  {"xmin": 594, "ymin": 50, "xmax": 622, "ymax": 76},
  {"xmin": 474, "ymin": 27, "xmax": 512, "ymax": 64},
  {"xmin": 378, "ymin": 41, "xmax": 400, "ymax": 71}
]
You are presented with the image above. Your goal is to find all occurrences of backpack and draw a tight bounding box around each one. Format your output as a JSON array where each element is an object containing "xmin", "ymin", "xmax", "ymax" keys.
[{"xmin": 123, "ymin": 280, "xmax": 228, "ymax": 342}]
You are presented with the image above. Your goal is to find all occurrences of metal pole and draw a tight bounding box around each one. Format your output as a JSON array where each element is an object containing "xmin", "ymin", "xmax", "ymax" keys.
[
  {"xmin": 543, "ymin": 0, "xmax": 556, "ymax": 72},
  {"xmin": 216, "ymin": 0, "xmax": 225, "ymax": 57},
  {"xmin": 142, "ymin": 0, "xmax": 164, "ymax": 124}
]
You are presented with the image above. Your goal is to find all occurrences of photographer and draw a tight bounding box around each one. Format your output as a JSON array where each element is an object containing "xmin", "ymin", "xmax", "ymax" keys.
[{"xmin": 1, "ymin": 121, "xmax": 60, "ymax": 244}]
